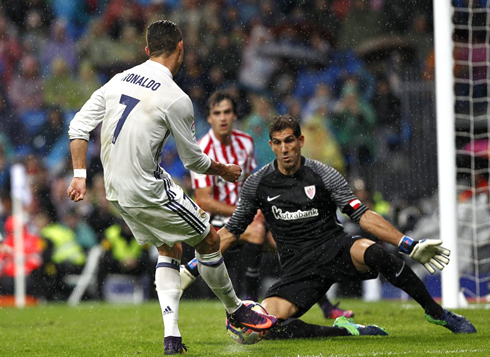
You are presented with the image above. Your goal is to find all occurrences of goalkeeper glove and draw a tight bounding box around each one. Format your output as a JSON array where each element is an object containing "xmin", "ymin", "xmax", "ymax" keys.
[
  {"xmin": 180, "ymin": 265, "xmax": 197, "ymax": 292},
  {"xmin": 398, "ymin": 236, "xmax": 451, "ymax": 274}
]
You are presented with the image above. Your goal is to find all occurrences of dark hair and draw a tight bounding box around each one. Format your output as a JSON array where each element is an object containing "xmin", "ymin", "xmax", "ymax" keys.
[
  {"xmin": 269, "ymin": 115, "xmax": 302, "ymax": 139},
  {"xmin": 206, "ymin": 90, "xmax": 237, "ymax": 116},
  {"xmin": 146, "ymin": 20, "xmax": 183, "ymax": 58}
]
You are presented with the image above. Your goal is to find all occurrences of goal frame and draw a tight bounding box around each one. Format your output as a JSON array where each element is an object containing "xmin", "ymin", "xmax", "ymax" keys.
[{"xmin": 433, "ymin": 1, "xmax": 461, "ymax": 308}]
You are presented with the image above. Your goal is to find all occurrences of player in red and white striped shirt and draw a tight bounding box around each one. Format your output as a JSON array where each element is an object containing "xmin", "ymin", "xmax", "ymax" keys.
[
  {"xmin": 192, "ymin": 117, "xmax": 256, "ymax": 218},
  {"xmin": 184, "ymin": 90, "xmax": 268, "ymax": 300}
]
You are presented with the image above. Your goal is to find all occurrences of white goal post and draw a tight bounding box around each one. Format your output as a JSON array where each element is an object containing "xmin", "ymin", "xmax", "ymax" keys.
[
  {"xmin": 435, "ymin": 1, "xmax": 490, "ymax": 307},
  {"xmin": 434, "ymin": 0, "xmax": 460, "ymax": 309}
]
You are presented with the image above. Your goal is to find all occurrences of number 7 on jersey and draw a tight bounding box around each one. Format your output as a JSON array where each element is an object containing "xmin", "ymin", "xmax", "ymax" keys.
[{"xmin": 112, "ymin": 94, "xmax": 140, "ymax": 144}]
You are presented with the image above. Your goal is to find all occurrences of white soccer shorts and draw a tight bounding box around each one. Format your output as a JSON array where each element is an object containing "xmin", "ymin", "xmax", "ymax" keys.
[{"xmin": 111, "ymin": 181, "xmax": 210, "ymax": 248}]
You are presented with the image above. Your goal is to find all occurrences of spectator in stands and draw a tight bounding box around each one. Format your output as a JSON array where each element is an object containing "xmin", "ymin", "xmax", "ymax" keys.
[
  {"xmin": 34, "ymin": 211, "xmax": 86, "ymax": 301},
  {"xmin": 32, "ymin": 105, "xmax": 65, "ymax": 156},
  {"xmin": 27, "ymin": 155, "xmax": 58, "ymax": 221},
  {"xmin": 238, "ymin": 23, "xmax": 279, "ymax": 94},
  {"xmin": 199, "ymin": 1, "xmax": 223, "ymax": 52},
  {"xmin": 338, "ymin": 0, "xmax": 383, "ymax": 51},
  {"xmin": 21, "ymin": 8, "xmax": 49, "ymax": 58},
  {"xmin": 0, "ymin": 14, "xmax": 23, "ymax": 85},
  {"xmin": 0, "ymin": 215, "xmax": 44, "ymax": 298},
  {"xmin": 20, "ymin": 0, "xmax": 54, "ymax": 55},
  {"xmin": 332, "ymin": 76, "xmax": 376, "ymax": 174},
  {"xmin": 97, "ymin": 219, "xmax": 152, "ymax": 300},
  {"xmin": 62, "ymin": 207, "xmax": 97, "ymax": 252},
  {"xmin": 279, "ymin": 95, "xmax": 302, "ymax": 121},
  {"xmin": 302, "ymin": 107, "xmax": 346, "ymax": 175},
  {"xmin": 8, "ymin": 55, "xmax": 44, "ymax": 116},
  {"xmin": 205, "ymin": 65, "xmax": 228, "ymax": 94},
  {"xmin": 235, "ymin": 0, "xmax": 261, "ymax": 27},
  {"xmin": 101, "ymin": 0, "xmax": 145, "ymax": 40},
  {"xmin": 24, "ymin": 0, "xmax": 54, "ymax": 32},
  {"xmin": 170, "ymin": 0, "xmax": 207, "ymax": 49},
  {"xmin": 0, "ymin": 90, "xmax": 27, "ymax": 148},
  {"xmin": 205, "ymin": 33, "xmax": 241, "ymax": 82},
  {"xmin": 50, "ymin": 174, "xmax": 75, "ymax": 221},
  {"xmin": 41, "ymin": 18, "xmax": 78, "ymax": 75},
  {"xmin": 0, "ymin": 142, "xmax": 12, "ymax": 196},
  {"xmin": 222, "ymin": 5, "xmax": 242, "ymax": 35},
  {"xmin": 406, "ymin": 13, "xmax": 433, "ymax": 69},
  {"xmin": 372, "ymin": 76, "xmax": 402, "ymax": 161},
  {"xmin": 1, "ymin": 0, "xmax": 53, "ymax": 33},
  {"xmin": 48, "ymin": 0, "xmax": 91, "ymax": 39},
  {"xmin": 86, "ymin": 173, "xmax": 117, "ymax": 243},
  {"xmin": 303, "ymin": 0, "xmax": 341, "ymax": 48},
  {"xmin": 43, "ymin": 57, "xmax": 80, "ymax": 111},
  {"xmin": 241, "ymin": 94, "xmax": 277, "ymax": 168},
  {"xmin": 72, "ymin": 61, "xmax": 103, "ymax": 111},
  {"xmin": 178, "ymin": 48, "xmax": 209, "ymax": 115},
  {"xmin": 107, "ymin": 24, "xmax": 146, "ymax": 76},
  {"xmin": 301, "ymin": 83, "xmax": 337, "ymax": 120},
  {"xmin": 76, "ymin": 18, "xmax": 114, "ymax": 81}
]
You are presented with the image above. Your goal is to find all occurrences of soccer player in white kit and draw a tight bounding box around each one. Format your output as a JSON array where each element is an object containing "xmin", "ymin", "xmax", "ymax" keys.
[{"xmin": 66, "ymin": 20, "xmax": 277, "ymax": 355}]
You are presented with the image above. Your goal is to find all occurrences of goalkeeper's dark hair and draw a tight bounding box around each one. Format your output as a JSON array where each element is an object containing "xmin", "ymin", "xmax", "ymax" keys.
[
  {"xmin": 206, "ymin": 90, "xmax": 237, "ymax": 117},
  {"xmin": 146, "ymin": 20, "xmax": 183, "ymax": 58},
  {"xmin": 269, "ymin": 114, "xmax": 302, "ymax": 139}
]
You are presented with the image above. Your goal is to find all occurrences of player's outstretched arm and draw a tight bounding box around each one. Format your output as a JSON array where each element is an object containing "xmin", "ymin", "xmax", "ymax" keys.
[
  {"xmin": 359, "ymin": 210, "xmax": 450, "ymax": 274},
  {"xmin": 205, "ymin": 160, "xmax": 242, "ymax": 183},
  {"xmin": 67, "ymin": 139, "xmax": 88, "ymax": 202}
]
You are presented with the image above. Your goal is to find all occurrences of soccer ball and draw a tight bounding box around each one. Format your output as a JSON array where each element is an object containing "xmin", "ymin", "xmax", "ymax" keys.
[{"xmin": 226, "ymin": 300, "xmax": 269, "ymax": 345}]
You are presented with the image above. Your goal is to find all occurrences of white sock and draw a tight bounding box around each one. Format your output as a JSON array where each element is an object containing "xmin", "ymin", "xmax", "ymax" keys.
[
  {"xmin": 195, "ymin": 250, "xmax": 241, "ymax": 314},
  {"xmin": 155, "ymin": 255, "xmax": 182, "ymax": 337}
]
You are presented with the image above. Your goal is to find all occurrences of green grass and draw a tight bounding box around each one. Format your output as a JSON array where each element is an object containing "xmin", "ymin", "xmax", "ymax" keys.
[{"xmin": 1, "ymin": 299, "xmax": 489, "ymax": 356}]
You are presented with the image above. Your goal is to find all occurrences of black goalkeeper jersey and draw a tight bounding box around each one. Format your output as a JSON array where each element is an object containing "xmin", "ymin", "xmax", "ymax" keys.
[{"xmin": 225, "ymin": 157, "xmax": 368, "ymax": 270}]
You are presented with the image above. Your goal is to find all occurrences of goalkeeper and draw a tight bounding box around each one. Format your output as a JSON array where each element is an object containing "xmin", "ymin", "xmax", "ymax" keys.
[{"xmin": 217, "ymin": 115, "xmax": 476, "ymax": 338}]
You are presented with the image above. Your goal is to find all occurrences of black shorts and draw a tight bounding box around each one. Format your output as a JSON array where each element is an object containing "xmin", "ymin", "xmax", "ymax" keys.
[{"xmin": 263, "ymin": 233, "xmax": 378, "ymax": 318}]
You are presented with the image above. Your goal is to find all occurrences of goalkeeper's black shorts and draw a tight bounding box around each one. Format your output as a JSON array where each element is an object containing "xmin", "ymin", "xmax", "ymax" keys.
[{"xmin": 263, "ymin": 232, "xmax": 378, "ymax": 318}]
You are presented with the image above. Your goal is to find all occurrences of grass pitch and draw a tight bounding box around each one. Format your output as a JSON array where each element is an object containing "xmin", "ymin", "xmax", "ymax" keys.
[{"xmin": 1, "ymin": 298, "xmax": 489, "ymax": 356}]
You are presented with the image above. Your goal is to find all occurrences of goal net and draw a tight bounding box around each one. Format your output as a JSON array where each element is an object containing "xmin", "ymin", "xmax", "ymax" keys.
[{"xmin": 451, "ymin": 0, "xmax": 490, "ymax": 303}]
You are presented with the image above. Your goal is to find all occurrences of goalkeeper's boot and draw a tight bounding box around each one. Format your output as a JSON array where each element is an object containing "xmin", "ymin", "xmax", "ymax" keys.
[
  {"xmin": 425, "ymin": 309, "xmax": 476, "ymax": 334},
  {"xmin": 320, "ymin": 301, "xmax": 354, "ymax": 319},
  {"xmin": 333, "ymin": 316, "xmax": 388, "ymax": 336},
  {"xmin": 164, "ymin": 336, "xmax": 187, "ymax": 355},
  {"xmin": 227, "ymin": 302, "xmax": 278, "ymax": 331}
]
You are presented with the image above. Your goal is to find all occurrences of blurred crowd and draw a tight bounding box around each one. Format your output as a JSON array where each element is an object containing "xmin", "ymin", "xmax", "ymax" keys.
[{"xmin": 0, "ymin": 0, "xmax": 439, "ymax": 301}]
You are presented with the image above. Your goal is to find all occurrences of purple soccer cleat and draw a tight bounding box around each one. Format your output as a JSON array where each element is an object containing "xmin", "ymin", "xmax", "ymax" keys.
[
  {"xmin": 164, "ymin": 336, "xmax": 187, "ymax": 355},
  {"xmin": 227, "ymin": 302, "xmax": 278, "ymax": 331}
]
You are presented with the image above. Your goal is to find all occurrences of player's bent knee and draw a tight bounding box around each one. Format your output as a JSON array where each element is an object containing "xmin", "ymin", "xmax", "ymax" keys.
[
  {"xmin": 350, "ymin": 238, "xmax": 375, "ymax": 271},
  {"xmin": 195, "ymin": 228, "xmax": 220, "ymax": 254},
  {"xmin": 157, "ymin": 242, "xmax": 183, "ymax": 259},
  {"xmin": 262, "ymin": 297, "xmax": 298, "ymax": 320}
]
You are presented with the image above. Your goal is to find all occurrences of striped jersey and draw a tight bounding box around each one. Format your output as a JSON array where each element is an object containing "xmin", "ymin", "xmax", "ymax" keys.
[
  {"xmin": 225, "ymin": 157, "xmax": 368, "ymax": 270},
  {"xmin": 68, "ymin": 60, "xmax": 211, "ymax": 207},
  {"xmin": 191, "ymin": 129, "xmax": 256, "ymax": 209}
]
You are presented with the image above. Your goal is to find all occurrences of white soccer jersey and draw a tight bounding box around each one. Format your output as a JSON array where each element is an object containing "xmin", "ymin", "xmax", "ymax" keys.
[
  {"xmin": 191, "ymin": 129, "xmax": 256, "ymax": 207},
  {"xmin": 69, "ymin": 60, "xmax": 211, "ymax": 207}
]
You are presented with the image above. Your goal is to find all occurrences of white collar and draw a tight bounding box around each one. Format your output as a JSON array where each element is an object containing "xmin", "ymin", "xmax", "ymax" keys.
[{"xmin": 146, "ymin": 59, "xmax": 173, "ymax": 79}]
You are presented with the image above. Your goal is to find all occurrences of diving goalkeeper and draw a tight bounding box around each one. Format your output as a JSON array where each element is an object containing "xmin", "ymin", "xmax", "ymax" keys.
[{"xmin": 217, "ymin": 115, "xmax": 476, "ymax": 339}]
